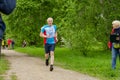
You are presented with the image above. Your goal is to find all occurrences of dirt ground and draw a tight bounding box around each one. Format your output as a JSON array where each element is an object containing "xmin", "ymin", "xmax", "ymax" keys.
[{"xmin": 2, "ymin": 49, "xmax": 99, "ymax": 80}]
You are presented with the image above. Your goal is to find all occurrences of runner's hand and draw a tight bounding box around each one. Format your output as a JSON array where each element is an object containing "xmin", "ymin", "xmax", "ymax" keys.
[
  {"xmin": 44, "ymin": 35, "xmax": 50, "ymax": 38},
  {"xmin": 56, "ymin": 37, "xmax": 58, "ymax": 42}
]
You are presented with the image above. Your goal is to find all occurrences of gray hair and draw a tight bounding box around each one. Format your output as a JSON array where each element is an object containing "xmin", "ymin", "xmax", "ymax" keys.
[
  {"xmin": 112, "ymin": 20, "xmax": 120, "ymax": 26},
  {"xmin": 47, "ymin": 17, "xmax": 53, "ymax": 22}
]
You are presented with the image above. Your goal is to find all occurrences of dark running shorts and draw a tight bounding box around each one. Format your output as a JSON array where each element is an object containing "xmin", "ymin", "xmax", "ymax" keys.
[{"xmin": 44, "ymin": 44, "xmax": 55, "ymax": 54}]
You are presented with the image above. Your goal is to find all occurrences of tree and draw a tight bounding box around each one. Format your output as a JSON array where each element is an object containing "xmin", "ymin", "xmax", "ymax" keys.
[{"xmin": 4, "ymin": 0, "xmax": 120, "ymax": 54}]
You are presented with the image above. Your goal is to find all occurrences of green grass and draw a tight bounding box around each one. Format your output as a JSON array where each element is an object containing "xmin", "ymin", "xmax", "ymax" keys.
[
  {"xmin": 0, "ymin": 76, "xmax": 4, "ymax": 80},
  {"xmin": 10, "ymin": 74, "xmax": 17, "ymax": 80},
  {"xmin": 15, "ymin": 47, "xmax": 120, "ymax": 80},
  {"xmin": 0, "ymin": 55, "xmax": 9, "ymax": 80}
]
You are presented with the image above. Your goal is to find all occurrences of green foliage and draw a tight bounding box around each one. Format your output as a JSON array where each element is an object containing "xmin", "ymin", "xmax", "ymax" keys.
[
  {"xmin": 3, "ymin": 0, "xmax": 120, "ymax": 53},
  {"xmin": 4, "ymin": 0, "xmax": 43, "ymax": 46}
]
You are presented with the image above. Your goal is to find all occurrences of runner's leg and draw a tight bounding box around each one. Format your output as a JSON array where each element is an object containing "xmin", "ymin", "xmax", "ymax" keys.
[
  {"xmin": 50, "ymin": 51, "xmax": 54, "ymax": 65},
  {"xmin": 45, "ymin": 44, "xmax": 50, "ymax": 66},
  {"xmin": 49, "ymin": 44, "xmax": 55, "ymax": 71}
]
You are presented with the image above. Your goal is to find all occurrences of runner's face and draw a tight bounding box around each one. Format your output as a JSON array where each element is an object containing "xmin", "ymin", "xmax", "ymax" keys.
[
  {"xmin": 47, "ymin": 19, "xmax": 53, "ymax": 26},
  {"xmin": 112, "ymin": 24, "xmax": 119, "ymax": 29}
]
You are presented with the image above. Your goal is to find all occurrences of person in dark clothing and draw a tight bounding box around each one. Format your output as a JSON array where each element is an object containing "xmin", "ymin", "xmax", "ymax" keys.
[
  {"xmin": 11, "ymin": 40, "xmax": 15, "ymax": 49},
  {"xmin": 0, "ymin": 0, "xmax": 16, "ymax": 57},
  {"xmin": 22, "ymin": 40, "xmax": 27, "ymax": 47},
  {"xmin": 0, "ymin": 14, "xmax": 5, "ymax": 55},
  {"xmin": 110, "ymin": 20, "xmax": 120, "ymax": 69}
]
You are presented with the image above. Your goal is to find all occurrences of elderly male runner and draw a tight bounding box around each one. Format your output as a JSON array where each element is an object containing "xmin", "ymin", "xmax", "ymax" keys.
[{"xmin": 40, "ymin": 17, "xmax": 58, "ymax": 71}]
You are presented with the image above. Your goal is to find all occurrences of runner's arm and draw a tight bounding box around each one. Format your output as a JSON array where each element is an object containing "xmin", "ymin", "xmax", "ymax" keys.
[
  {"xmin": 40, "ymin": 26, "xmax": 48, "ymax": 38},
  {"xmin": 55, "ymin": 32, "xmax": 58, "ymax": 42},
  {"xmin": 40, "ymin": 32, "xmax": 47, "ymax": 38}
]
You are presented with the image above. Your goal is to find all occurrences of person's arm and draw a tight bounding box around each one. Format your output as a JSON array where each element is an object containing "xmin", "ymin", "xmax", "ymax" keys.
[
  {"xmin": 55, "ymin": 32, "xmax": 58, "ymax": 42},
  {"xmin": 40, "ymin": 32, "xmax": 48, "ymax": 38},
  {"xmin": 40, "ymin": 26, "xmax": 50, "ymax": 38},
  {"xmin": 40, "ymin": 26, "xmax": 47, "ymax": 38},
  {"xmin": 54, "ymin": 25, "xmax": 58, "ymax": 42}
]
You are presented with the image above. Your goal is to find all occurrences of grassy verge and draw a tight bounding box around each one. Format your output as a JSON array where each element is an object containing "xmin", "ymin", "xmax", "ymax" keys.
[
  {"xmin": 10, "ymin": 74, "xmax": 17, "ymax": 80},
  {"xmin": 0, "ymin": 55, "xmax": 9, "ymax": 80},
  {"xmin": 15, "ymin": 47, "xmax": 120, "ymax": 80}
]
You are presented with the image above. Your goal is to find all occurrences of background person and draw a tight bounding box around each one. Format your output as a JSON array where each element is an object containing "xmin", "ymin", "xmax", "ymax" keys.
[
  {"xmin": 0, "ymin": 0, "xmax": 16, "ymax": 57},
  {"xmin": 11, "ymin": 39, "xmax": 15, "ymax": 49},
  {"xmin": 7, "ymin": 39, "xmax": 12, "ymax": 49},
  {"xmin": 2, "ymin": 39, "xmax": 5, "ymax": 49},
  {"xmin": 110, "ymin": 20, "xmax": 120, "ymax": 69},
  {"xmin": 22, "ymin": 40, "xmax": 27, "ymax": 47}
]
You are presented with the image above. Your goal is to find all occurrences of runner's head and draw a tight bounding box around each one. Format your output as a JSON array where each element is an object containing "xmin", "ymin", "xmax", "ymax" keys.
[
  {"xmin": 112, "ymin": 20, "xmax": 120, "ymax": 29},
  {"xmin": 47, "ymin": 17, "xmax": 53, "ymax": 26}
]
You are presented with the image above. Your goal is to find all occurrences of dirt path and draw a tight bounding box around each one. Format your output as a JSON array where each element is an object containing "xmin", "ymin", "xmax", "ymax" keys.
[{"xmin": 2, "ymin": 49, "xmax": 99, "ymax": 80}]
